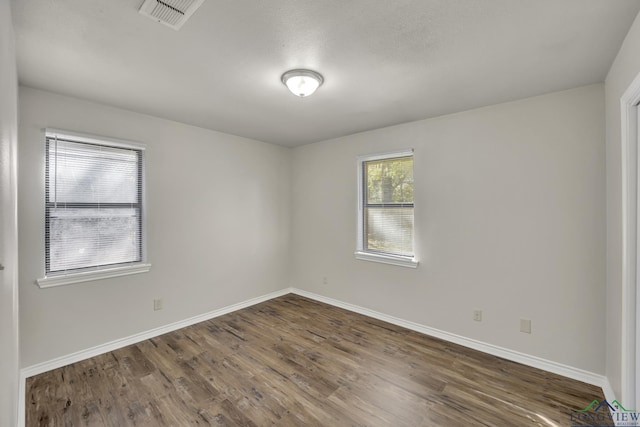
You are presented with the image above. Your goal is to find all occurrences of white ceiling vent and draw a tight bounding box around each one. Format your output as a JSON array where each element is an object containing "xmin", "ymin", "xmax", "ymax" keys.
[{"xmin": 139, "ymin": 0, "xmax": 205, "ymax": 30}]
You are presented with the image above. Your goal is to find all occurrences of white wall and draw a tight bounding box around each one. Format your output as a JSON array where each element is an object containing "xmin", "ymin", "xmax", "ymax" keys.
[
  {"xmin": 291, "ymin": 84, "xmax": 605, "ymax": 373},
  {"xmin": 18, "ymin": 87, "xmax": 291, "ymax": 368},
  {"xmin": 605, "ymin": 10, "xmax": 640, "ymax": 402},
  {"xmin": 0, "ymin": 0, "xmax": 20, "ymax": 425}
]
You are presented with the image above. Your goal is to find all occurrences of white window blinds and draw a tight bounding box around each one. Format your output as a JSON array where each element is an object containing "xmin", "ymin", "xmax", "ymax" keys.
[{"xmin": 45, "ymin": 131, "xmax": 145, "ymax": 275}]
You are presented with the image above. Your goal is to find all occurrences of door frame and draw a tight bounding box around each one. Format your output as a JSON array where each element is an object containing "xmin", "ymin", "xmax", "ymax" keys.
[{"xmin": 621, "ymin": 71, "xmax": 640, "ymax": 410}]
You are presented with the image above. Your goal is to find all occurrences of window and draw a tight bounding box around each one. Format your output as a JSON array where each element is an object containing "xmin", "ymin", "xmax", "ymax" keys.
[
  {"xmin": 356, "ymin": 150, "xmax": 417, "ymax": 268},
  {"xmin": 37, "ymin": 129, "xmax": 150, "ymax": 288}
]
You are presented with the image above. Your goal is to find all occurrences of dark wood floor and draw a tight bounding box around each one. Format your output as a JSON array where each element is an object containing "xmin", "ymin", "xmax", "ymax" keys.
[{"xmin": 26, "ymin": 294, "xmax": 608, "ymax": 426}]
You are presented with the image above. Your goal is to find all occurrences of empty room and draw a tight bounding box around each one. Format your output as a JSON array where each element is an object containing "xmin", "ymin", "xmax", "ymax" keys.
[{"xmin": 3, "ymin": 0, "xmax": 640, "ymax": 426}]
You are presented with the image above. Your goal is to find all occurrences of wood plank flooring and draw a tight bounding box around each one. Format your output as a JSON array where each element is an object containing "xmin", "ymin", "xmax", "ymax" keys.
[{"xmin": 26, "ymin": 294, "xmax": 608, "ymax": 426}]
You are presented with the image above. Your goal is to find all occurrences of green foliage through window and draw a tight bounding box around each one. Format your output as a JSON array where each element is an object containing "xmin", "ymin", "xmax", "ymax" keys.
[{"xmin": 365, "ymin": 157, "xmax": 413, "ymax": 204}]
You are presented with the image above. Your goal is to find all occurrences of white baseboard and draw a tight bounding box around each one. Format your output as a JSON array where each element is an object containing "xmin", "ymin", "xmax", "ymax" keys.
[
  {"xmin": 20, "ymin": 288, "xmax": 291, "ymax": 379},
  {"xmin": 17, "ymin": 288, "xmax": 291, "ymax": 427},
  {"xmin": 601, "ymin": 377, "xmax": 619, "ymax": 426},
  {"xmin": 601, "ymin": 377, "xmax": 617, "ymax": 403},
  {"xmin": 290, "ymin": 288, "xmax": 610, "ymax": 391},
  {"xmin": 18, "ymin": 286, "xmax": 615, "ymax": 427}
]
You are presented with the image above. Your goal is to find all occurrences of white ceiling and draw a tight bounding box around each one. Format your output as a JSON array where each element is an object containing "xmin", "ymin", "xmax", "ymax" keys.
[{"xmin": 11, "ymin": 0, "xmax": 640, "ymax": 146}]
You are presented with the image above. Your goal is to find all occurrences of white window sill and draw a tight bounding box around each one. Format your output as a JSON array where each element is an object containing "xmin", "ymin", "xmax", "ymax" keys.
[
  {"xmin": 36, "ymin": 263, "xmax": 151, "ymax": 288},
  {"xmin": 354, "ymin": 251, "xmax": 418, "ymax": 268}
]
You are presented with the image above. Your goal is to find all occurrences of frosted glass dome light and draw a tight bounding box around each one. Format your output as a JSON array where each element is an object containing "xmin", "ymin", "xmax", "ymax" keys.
[{"xmin": 281, "ymin": 69, "xmax": 324, "ymax": 97}]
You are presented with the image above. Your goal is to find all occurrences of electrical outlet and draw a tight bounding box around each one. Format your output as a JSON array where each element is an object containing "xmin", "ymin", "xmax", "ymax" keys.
[
  {"xmin": 153, "ymin": 298, "xmax": 163, "ymax": 311},
  {"xmin": 322, "ymin": 276, "xmax": 328, "ymax": 285},
  {"xmin": 520, "ymin": 318, "xmax": 531, "ymax": 334},
  {"xmin": 473, "ymin": 309, "xmax": 482, "ymax": 322}
]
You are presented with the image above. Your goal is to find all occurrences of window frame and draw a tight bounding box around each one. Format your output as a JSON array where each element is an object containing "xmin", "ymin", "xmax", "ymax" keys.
[
  {"xmin": 37, "ymin": 129, "xmax": 151, "ymax": 288},
  {"xmin": 355, "ymin": 149, "xmax": 418, "ymax": 268}
]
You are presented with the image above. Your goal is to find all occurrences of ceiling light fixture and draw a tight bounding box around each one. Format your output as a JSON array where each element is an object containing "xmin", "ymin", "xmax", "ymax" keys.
[{"xmin": 281, "ymin": 69, "xmax": 324, "ymax": 97}]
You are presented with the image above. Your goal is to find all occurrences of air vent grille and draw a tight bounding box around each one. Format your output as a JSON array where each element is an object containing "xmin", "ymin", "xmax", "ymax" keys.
[{"xmin": 139, "ymin": 0, "xmax": 205, "ymax": 30}]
